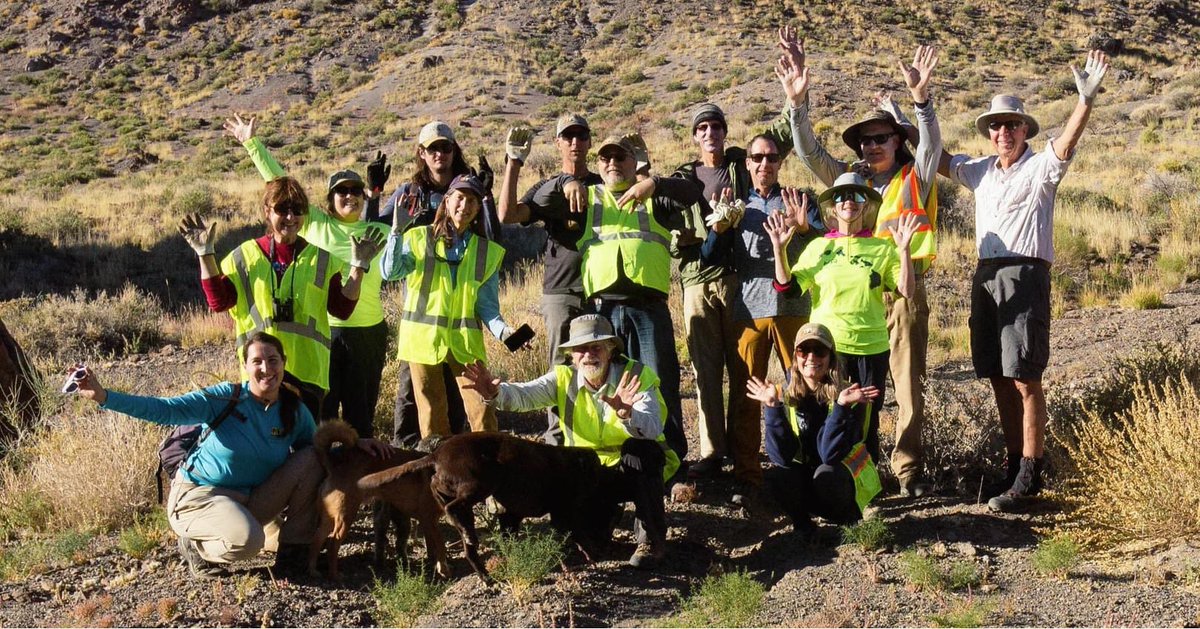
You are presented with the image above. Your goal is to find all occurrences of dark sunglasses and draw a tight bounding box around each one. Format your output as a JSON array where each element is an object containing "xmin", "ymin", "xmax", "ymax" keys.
[
  {"xmin": 559, "ymin": 129, "xmax": 591, "ymax": 141},
  {"xmin": 795, "ymin": 343, "xmax": 830, "ymax": 358},
  {"xmin": 332, "ymin": 186, "xmax": 364, "ymax": 197},
  {"xmin": 423, "ymin": 141, "xmax": 454, "ymax": 155},
  {"xmin": 61, "ymin": 366, "xmax": 87, "ymax": 393},
  {"xmin": 749, "ymin": 153, "xmax": 782, "ymax": 164},
  {"xmin": 987, "ymin": 120, "xmax": 1025, "ymax": 133},
  {"xmin": 833, "ymin": 191, "xmax": 867, "ymax": 204},
  {"xmin": 859, "ymin": 132, "xmax": 896, "ymax": 148},
  {"xmin": 271, "ymin": 203, "xmax": 307, "ymax": 217},
  {"xmin": 598, "ymin": 152, "xmax": 630, "ymax": 163}
]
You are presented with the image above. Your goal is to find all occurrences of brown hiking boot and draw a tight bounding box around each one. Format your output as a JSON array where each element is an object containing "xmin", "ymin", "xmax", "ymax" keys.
[{"xmin": 628, "ymin": 542, "xmax": 666, "ymax": 570}]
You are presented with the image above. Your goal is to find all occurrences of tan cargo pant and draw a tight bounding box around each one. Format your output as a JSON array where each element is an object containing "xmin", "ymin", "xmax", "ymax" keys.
[
  {"xmin": 730, "ymin": 315, "xmax": 805, "ymax": 486},
  {"xmin": 683, "ymin": 275, "xmax": 740, "ymax": 463},
  {"xmin": 165, "ymin": 447, "xmax": 323, "ymax": 564},
  {"xmin": 885, "ymin": 271, "xmax": 930, "ymax": 484},
  {"xmin": 411, "ymin": 357, "xmax": 496, "ymax": 437}
]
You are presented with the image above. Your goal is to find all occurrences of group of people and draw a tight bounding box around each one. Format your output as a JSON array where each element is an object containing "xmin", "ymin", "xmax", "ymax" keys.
[{"xmin": 73, "ymin": 27, "xmax": 1110, "ymax": 578}]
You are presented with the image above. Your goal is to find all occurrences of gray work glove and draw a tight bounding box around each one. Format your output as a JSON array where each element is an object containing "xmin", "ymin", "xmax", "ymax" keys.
[
  {"xmin": 350, "ymin": 226, "xmax": 386, "ymax": 270},
  {"xmin": 505, "ymin": 126, "xmax": 535, "ymax": 164},
  {"xmin": 177, "ymin": 213, "xmax": 216, "ymax": 257},
  {"xmin": 1071, "ymin": 50, "xmax": 1109, "ymax": 104}
]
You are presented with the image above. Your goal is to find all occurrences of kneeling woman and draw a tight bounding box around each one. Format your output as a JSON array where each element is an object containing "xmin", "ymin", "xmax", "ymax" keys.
[
  {"xmin": 746, "ymin": 322, "xmax": 882, "ymax": 528},
  {"xmin": 380, "ymin": 174, "xmax": 521, "ymax": 437},
  {"xmin": 71, "ymin": 332, "xmax": 389, "ymax": 578}
]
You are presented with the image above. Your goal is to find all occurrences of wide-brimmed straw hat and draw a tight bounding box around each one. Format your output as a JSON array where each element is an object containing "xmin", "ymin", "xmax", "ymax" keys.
[
  {"xmin": 841, "ymin": 110, "xmax": 915, "ymax": 163},
  {"xmin": 558, "ymin": 314, "xmax": 624, "ymax": 354},
  {"xmin": 816, "ymin": 172, "xmax": 882, "ymax": 231},
  {"xmin": 974, "ymin": 94, "xmax": 1040, "ymax": 139}
]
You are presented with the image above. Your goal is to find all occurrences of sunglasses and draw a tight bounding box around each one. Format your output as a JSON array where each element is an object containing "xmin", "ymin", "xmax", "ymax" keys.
[
  {"xmin": 423, "ymin": 142, "xmax": 454, "ymax": 155},
  {"xmin": 859, "ymin": 132, "xmax": 896, "ymax": 147},
  {"xmin": 833, "ymin": 191, "xmax": 867, "ymax": 204},
  {"xmin": 271, "ymin": 203, "xmax": 307, "ymax": 217},
  {"xmin": 749, "ymin": 153, "xmax": 782, "ymax": 164},
  {"xmin": 332, "ymin": 186, "xmax": 364, "ymax": 197},
  {"xmin": 987, "ymin": 120, "xmax": 1025, "ymax": 133},
  {"xmin": 61, "ymin": 366, "xmax": 87, "ymax": 393},
  {"xmin": 559, "ymin": 129, "xmax": 591, "ymax": 142},
  {"xmin": 597, "ymin": 152, "xmax": 630, "ymax": 164},
  {"xmin": 795, "ymin": 343, "xmax": 830, "ymax": 358}
]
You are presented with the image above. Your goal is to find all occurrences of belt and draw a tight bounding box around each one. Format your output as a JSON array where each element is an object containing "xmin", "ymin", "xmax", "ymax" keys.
[{"xmin": 978, "ymin": 256, "xmax": 1051, "ymax": 270}]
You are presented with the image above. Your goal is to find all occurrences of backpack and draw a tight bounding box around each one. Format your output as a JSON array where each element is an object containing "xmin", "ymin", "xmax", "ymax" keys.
[{"xmin": 156, "ymin": 383, "xmax": 246, "ymax": 503}]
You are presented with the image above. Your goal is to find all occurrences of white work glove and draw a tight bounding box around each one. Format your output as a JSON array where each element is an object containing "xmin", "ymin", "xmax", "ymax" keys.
[
  {"xmin": 505, "ymin": 127, "xmax": 534, "ymax": 164},
  {"xmin": 705, "ymin": 199, "xmax": 746, "ymax": 229},
  {"xmin": 1071, "ymin": 50, "xmax": 1109, "ymax": 104},
  {"xmin": 350, "ymin": 226, "xmax": 386, "ymax": 270},
  {"xmin": 177, "ymin": 213, "xmax": 216, "ymax": 257}
]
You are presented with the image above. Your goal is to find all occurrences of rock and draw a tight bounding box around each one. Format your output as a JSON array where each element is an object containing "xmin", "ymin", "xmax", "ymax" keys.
[
  {"xmin": 953, "ymin": 542, "xmax": 979, "ymax": 556},
  {"xmin": 24, "ymin": 54, "xmax": 56, "ymax": 72},
  {"xmin": 931, "ymin": 541, "xmax": 948, "ymax": 557},
  {"xmin": 1086, "ymin": 32, "xmax": 1123, "ymax": 55},
  {"xmin": 979, "ymin": 583, "xmax": 999, "ymax": 593},
  {"xmin": 0, "ymin": 317, "xmax": 40, "ymax": 444}
]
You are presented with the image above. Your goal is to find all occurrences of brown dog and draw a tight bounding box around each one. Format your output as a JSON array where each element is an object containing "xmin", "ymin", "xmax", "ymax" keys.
[
  {"xmin": 310, "ymin": 421, "xmax": 450, "ymax": 580},
  {"xmin": 359, "ymin": 431, "xmax": 621, "ymax": 581}
]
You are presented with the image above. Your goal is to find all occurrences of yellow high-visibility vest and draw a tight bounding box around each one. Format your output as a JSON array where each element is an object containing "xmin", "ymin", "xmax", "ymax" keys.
[
  {"xmin": 787, "ymin": 401, "xmax": 882, "ymax": 511},
  {"xmin": 872, "ymin": 164, "xmax": 938, "ymax": 267},
  {"xmin": 576, "ymin": 185, "xmax": 673, "ymax": 297}
]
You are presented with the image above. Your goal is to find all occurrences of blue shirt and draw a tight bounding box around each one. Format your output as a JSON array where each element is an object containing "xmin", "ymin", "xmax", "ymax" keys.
[{"xmin": 102, "ymin": 382, "xmax": 316, "ymax": 495}]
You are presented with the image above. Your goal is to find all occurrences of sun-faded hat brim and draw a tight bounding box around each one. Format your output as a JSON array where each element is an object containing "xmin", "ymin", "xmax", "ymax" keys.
[
  {"xmin": 975, "ymin": 111, "xmax": 1040, "ymax": 139},
  {"xmin": 841, "ymin": 111, "xmax": 914, "ymax": 161},
  {"xmin": 558, "ymin": 332, "xmax": 623, "ymax": 355}
]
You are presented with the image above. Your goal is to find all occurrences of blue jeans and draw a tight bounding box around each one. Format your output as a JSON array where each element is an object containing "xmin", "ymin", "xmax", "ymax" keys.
[{"xmin": 593, "ymin": 297, "xmax": 687, "ymax": 462}]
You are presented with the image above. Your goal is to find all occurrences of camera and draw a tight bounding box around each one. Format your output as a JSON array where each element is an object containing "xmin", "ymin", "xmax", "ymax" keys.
[{"xmin": 274, "ymin": 298, "xmax": 294, "ymax": 323}]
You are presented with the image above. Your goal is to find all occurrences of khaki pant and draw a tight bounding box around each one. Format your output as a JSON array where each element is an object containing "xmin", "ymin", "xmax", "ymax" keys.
[
  {"xmin": 411, "ymin": 357, "xmax": 496, "ymax": 437},
  {"xmin": 166, "ymin": 447, "xmax": 323, "ymax": 564},
  {"xmin": 730, "ymin": 315, "xmax": 806, "ymax": 485},
  {"xmin": 683, "ymin": 276, "xmax": 740, "ymax": 463},
  {"xmin": 885, "ymin": 271, "xmax": 930, "ymax": 483}
]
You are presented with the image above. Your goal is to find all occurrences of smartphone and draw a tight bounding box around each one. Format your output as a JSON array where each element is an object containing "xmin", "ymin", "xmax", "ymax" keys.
[{"xmin": 503, "ymin": 324, "xmax": 536, "ymax": 353}]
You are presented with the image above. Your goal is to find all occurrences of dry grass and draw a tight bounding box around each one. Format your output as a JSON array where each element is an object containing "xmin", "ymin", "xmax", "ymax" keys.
[{"xmin": 1063, "ymin": 375, "xmax": 1200, "ymax": 547}]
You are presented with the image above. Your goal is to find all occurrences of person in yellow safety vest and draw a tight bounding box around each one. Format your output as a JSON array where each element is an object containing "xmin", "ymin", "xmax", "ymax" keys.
[
  {"xmin": 179, "ymin": 179, "xmax": 386, "ymax": 419},
  {"xmin": 462, "ymin": 314, "xmax": 678, "ymax": 570},
  {"xmin": 776, "ymin": 32, "xmax": 942, "ymax": 499},
  {"xmin": 379, "ymin": 174, "xmax": 529, "ymax": 438},
  {"xmin": 747, "ymin": 322, "xmax": 882, "ymax": 530}
]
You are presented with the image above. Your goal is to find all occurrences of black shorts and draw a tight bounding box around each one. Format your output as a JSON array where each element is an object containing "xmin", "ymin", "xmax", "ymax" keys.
[{"xmin": 969, "ymin": 258, "xmax": 1051, "ymax": 380}]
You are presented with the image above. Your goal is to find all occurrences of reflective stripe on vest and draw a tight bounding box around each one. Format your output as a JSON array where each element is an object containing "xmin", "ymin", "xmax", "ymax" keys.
[
  {"xmin": 396, "ymin": 228, "xmax": 504, "ymax": 365},
  {"xmin": 785, "ymin": 399, "xmax": 883, "ymax": 511},
  {"xmin": 223, "ymin": 241, "xmax": 335, "ymax": 389},
  {"xmin": 872, "ymin": 164, "xmax": 938, "ymax": 264},
  {"xmin": 575, "ymin": 185, "xmax": 673, "ymax": 296},
  {"xmin": 555, "ymin": 358, "xmax": 679, "ymax": 481}
]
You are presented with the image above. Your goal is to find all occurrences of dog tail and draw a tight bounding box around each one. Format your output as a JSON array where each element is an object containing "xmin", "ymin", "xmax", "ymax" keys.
[
  {"xmin": 313, "ymin": 419, "xmax": 359, "ymax": 473},
  {"xmin": 357, "ymin": 455, "xmax": 435, "ymax": 491}
]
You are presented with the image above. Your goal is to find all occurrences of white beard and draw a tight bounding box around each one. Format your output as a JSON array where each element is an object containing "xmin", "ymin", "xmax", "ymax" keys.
[{"xmin": 579, "ymin": 362, "xmax": 607, "ymax": 384}]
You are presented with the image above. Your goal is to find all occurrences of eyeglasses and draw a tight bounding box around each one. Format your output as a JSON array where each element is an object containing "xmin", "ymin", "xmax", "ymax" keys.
[
  {"xmin": 61, "ymin": 366, "xmax": 87, "ymax": 393},
  {"xmin": 332, "ymin": 186, "xmax": 364, "ymax": 197},
  {"xmin": 749, "ymin": 153, "xmax": 782, "ymax": 164},
  {"xmin": 559, "ymin": 129, "xmax": 591, "ymax": 142},
  {"xmin": 795, "ymin": 343, "xmax": 830, "ymax": 358},
  {"xmin": 833, "ymin": 191, "xmax": 867, "ymax": 204},
  {"xmin": 423, "ymin": 141, "xmax": 454, "ymax": 155},
  {"xmin": 859, "ymin": 132, "xmax": 896, "ymax": 148},
  {"xmin": 987, "ymin": 120, "xmax": 1025, "ymax": 133},
  {"xmin": 597, "ymin": 152, "xmax": 629, "ymax": 164},
  {"xmin": 271, "ymin": 203, "xmax": 307, "ymax": 217},
  {"xmin": 571, "ymin": 342, "xmax": 610, "ymax": 354}
]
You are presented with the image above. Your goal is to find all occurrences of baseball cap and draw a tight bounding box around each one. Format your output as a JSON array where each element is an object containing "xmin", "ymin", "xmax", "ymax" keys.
[
  {"xmin": 449, "ymin": 173, "xmax": 485, "ymax": 198},
  {"xmin": 418, "ymin": 121, "xmax": 456, "ymax": 148},
  {"xmin": 327, "ymin": 170, "xmax": 364, "ymax": 192},
  {"xmin": 794, "ymin": 322, "xmax": 836, "ymax": 352},
  {"xmin": 556, "ymin": 113, "xmax": 590, "ymax": 136},
  {"xmin": 596, "ymin": 134, "xmax": 636, "ymax": 157}
]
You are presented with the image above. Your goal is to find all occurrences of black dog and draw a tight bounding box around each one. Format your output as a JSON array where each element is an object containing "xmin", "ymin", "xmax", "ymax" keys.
[{"xmin": 359, "ymin": 432, "xmax": 620, "ymax": 581}]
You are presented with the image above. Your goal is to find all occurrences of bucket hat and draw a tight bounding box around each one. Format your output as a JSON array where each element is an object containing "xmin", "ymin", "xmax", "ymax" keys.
[
  {"xmin": 974, "ymin": 94, "xmax": 1039, "ymax": 139},
  {"xmin": 817, "ymin": 172, "xmax": 882, "ymax": 231},
  {"xmin": 558, "ymin": 314, "xmax": 624, "ymax": 354}
]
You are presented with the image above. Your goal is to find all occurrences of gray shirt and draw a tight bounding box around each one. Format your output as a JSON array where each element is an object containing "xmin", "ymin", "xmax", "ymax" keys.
[
  {"xmin": 493, "ymin": 362, "xmax": 663, "ymax": 440},
  {"xmin": 734, "ymin": 186, "xmax": 812, "ymax": 320}
]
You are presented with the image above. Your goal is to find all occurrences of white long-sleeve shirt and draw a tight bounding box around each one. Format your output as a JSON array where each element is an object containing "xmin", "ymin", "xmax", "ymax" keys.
[{"xmin": 493, "ymin": 364, "xmax": 663, "ymax": 440}]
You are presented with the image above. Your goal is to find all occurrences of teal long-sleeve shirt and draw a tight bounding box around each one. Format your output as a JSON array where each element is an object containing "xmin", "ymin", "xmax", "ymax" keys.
[{"xmin": 101, "ymin": 382, "xmax": 316, "ymax": 495}]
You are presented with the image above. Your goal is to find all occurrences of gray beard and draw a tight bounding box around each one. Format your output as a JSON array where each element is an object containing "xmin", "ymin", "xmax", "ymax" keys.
[{"xmin": 579, "ymin": 363, "xmax": 607, "ymax": 384}]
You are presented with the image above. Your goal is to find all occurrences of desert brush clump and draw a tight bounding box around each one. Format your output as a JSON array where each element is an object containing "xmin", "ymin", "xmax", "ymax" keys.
[
  {"xmin": 1031, "ymin": 533, "xmax": 1080, "ymax": 578},
  {"xmin": 0, "ymin": 286, "xmax": 171, "ymax": 359},
  {"xmin": 661, "ymin": 571, "xmax": 765, "ymax": 628},
  {"xmin": 489, "ymin": 528, "xmax": 566, "ymax": 603},
  {"xmin": 841, "ymin": 517, "xmax": 893, "ymax": 552},
  {"xmin": 371, "ymin": 562, "xmax": 447, "ymax": 627}
]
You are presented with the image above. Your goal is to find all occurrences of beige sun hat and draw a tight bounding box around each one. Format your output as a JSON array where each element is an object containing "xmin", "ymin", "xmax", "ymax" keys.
[
  {"xmin": 974, "ymin": 94, "xmax": 1040, "ymax": 139},
  {"xmin": 816, "ymin": 172, "xmax": 882, "ymax": 231},
  {"xmin": 558, "ymin": 314, "xmax": 624, "ymax": 355}
]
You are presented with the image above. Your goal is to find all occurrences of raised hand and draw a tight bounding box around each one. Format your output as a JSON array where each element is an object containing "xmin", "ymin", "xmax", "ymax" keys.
[
  {"xmin": 366, "ymin": 151, "xmax": 390, "ymax": 194},
  {"xmin": 70, "ymin": 365, "xmax": 108, "ymax": 404},
  {"xmin": 898, "ymin": 45, "xmax": 938, "ymax": 103},
  {"xmin": 505, "ymin": 126, "xmax": 535, "ymax": 164},
  {"xmin": 765, "ymin": 208, "xmax": 797, "ymax": 248},
  {"xmin": 704, "ymin": 187, "xmax": 736, "ymax": 233},
  {"xmin": 350, "ymin": 226, "xmax": 387, "ymax": 269},
  {"xmin": 774, "ymin": 53, "xmax": 809, "ymax": 108},
  {"xmin": 837, "ymin": 382, "xmax": 880, "ymax": 407},
  {"xmin": 476, "ymin": 153, "xmax": 495, "ymax": 196},
  {"xmin": 777, "ymin": 25, "xmax": 804, "ymax": 69},
  {"xmin": 615, "ymin": 178, "xmax": 655, "ymax": 212},
  {"xmin": 223, "ymin": 113, "xmax": 255, "ymax": 144},
  {"xmin": 178, "ymin": 213, "xmax": 216, "ymax": 256},
  {"xmin": 599, "ymin": 370, "xmax": 644, "ymax": 420},
  {"xmin": 1071, "ymin": 49, "xmax": 1109, "ymax": 104},
  {"xmin": 780, "ymin": 187, "xmax": 810, "ymax": 234},
  {"xmin": 461, "ymin": 361, "xmax": 501, "ymax": 400},
  {"xmin": 391, "ymin": 191, "xmax": 418, "ymax": 233},
  {"xmin": 745, "ymin": 376, "xmax": 781, "ymax": 407},
  {"xmin": 891, "ymin": 211, "xmax": 920, "ymax": 253}
]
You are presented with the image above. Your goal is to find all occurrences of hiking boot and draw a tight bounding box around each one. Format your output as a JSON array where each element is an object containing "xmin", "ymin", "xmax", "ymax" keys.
[
  {"xmin": 898, "ymin": 477, "xmax": 933, "ymax": 499},
  {"xmin": 177, "ymin": 536, "xmax": 224, "ymax": 579},
  {"xmin": 628, "ymin": 542, "xmax": 666, "ymax": 570},
  {"xmin": 271, "ymin": 543, "xmax": 310, "ymax": 577},
  {"xmin": 687, "ymin": 455, "xmax": 723, "ymax": 479},
  {"xmin": 988, "ymin": 456, "xmax": 1040, "ymax": 512}
]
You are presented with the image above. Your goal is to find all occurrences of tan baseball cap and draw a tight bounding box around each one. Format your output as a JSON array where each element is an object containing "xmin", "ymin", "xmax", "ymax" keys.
[{"xmin": 418, "ymin": 121, "xmax": 456, "ymax": 147}]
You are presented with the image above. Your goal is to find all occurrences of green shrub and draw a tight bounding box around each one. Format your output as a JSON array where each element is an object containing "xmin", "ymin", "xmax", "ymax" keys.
[
  {"xmin": 1031, "ymin": 533, "xmax": 1079, "ymax": 577},
  {"xmin": 898, "ymin": 551, "xmax": 943, "ymax": 591},
  {"xmin": 372, "ymin": 564, "xmax": 446, "ymax": 627},
  {"xmin": 491, "ymin": 529, "xmax": 565, "ymax": 602},
  {"xmin": 118, "ymin": 509, "xmax": 169, "ymax": 559},
  {"xmin": 0, "ymin": 286, "xmax": 170, "ymax": 358},
  {"xmin": 0, "ymin": 488, "xmax": 53, "ymax": 541},
  {"xmin": 946, "ymin": 560, "xmax": 982, "ymax": 590},
  {"xmin": 0, "ymin": 529, "xmax": 94, "ymax": 582},
  {"xmin": 840, "ymin": 517, "xmax": 892, "ymax": 552},
  {"xmin": 928, "ymin": 600, "xmax": 992, "ymax": 628},
  {"xmin": 663, "ymin": 571, "xmax": 765, "ymax": 627}
]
